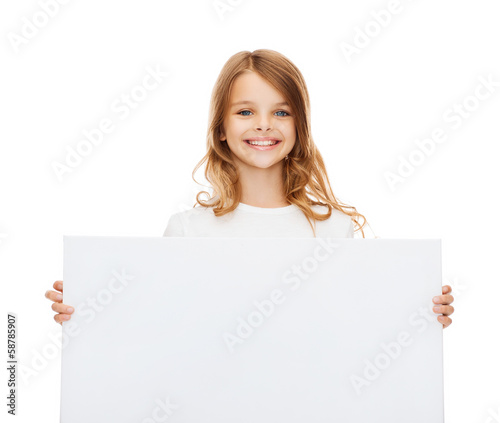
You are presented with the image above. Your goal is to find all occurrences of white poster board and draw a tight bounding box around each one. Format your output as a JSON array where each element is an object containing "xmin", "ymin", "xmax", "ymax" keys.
[{"xmin": 61, "ymin": 237, "xmax": 443, "ymax": 422}]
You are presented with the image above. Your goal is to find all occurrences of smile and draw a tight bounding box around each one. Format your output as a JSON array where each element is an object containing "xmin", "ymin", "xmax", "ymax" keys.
[{"xmin": 244, "ymin": 139, "xmax": 282, "ymax": 150}]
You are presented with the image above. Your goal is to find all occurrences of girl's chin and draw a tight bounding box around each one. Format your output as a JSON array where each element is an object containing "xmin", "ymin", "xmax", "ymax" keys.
[{"xmin": 238, "ymin": 157, "xmax": 285, "ymax": 169}]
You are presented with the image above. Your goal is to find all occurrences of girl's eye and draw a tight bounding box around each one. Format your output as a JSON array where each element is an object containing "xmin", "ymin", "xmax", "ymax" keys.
[
  {"xmin": 237, "ymin": 110, "xmax": 291, "ymax": 117},
  {"xmin": 275, "ymin": 110, "xmax": 290, "ymax": 117}
]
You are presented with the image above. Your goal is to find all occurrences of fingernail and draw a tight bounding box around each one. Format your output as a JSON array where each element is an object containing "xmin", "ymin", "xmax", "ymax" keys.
[
  {"xmin": 56, "ymin": 294, "xmax": 63, "ymax": 301},
  {"xmin": 62, "ymin": 315, "xmax": 70, "ymax": 320},
  {"xmin": 433, "ymin": 306, "xmax": 440, "ymax": 312},
  {"xmin": 433, "ymin": 296, "xmax": 440, "ymax": 303},
  {"xmin": 67, "ymin": 307, "xmax": 74, "ymax": 313},
  {"xmin": 56, "ymin": 284, "xmax": 62, "ymax": 290}
]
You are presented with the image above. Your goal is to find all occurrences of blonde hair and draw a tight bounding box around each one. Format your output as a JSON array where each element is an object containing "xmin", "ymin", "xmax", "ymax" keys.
[{"xmin": 191, "ymin": 49, "xmax": 369, "ymax": 238}]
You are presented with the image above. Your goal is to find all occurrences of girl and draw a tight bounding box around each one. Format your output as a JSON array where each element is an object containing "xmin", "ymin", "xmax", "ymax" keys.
[{"xmin": 45, "ymin": 49, "xmax": 454, "ymax": 327}]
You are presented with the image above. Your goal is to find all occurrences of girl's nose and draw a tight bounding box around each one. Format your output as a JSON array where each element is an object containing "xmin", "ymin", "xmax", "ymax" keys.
[{"xmin": 256, "ymin": 118, "xmax": 272, "ymax": 131}]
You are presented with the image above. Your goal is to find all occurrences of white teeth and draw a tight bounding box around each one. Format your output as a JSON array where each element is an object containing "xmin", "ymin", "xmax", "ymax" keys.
[{"xmin": 247, "ymin": 140, "xmax": 279, "ymax": 146}]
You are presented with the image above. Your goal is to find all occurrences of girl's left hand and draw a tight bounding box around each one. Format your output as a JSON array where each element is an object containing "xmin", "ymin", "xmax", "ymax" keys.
[{"xmin": 432, "ymin": 285, "xmax": 454, "ymax": 329}]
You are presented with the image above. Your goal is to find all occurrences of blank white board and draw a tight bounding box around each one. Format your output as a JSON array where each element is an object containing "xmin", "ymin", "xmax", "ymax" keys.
[{"xmin": 61, "ymin": 236, "xmax": 443, "ymax": 422}]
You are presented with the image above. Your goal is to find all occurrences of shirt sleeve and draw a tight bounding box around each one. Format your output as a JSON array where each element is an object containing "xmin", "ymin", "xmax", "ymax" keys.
[{"xmin": 162, "ymin": 213, "xmax": 185, "ymax": 237}]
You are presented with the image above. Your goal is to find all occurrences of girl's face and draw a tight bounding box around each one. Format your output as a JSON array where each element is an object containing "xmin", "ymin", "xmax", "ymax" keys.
[{"xmin": 220, "ymin": 71, "xmax": 296, "ymax": 170}]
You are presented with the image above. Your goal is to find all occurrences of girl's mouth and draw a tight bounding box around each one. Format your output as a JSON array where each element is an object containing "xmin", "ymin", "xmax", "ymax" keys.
[{"xmin": 244, "ymin": 140, "xmax": 282, "ymax": 150}]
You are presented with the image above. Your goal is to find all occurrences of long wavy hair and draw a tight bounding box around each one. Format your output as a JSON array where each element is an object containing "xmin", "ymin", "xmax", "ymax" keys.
[{"xmin": 191, "ymin": 49, "xmax": 369, "ymax": 238}]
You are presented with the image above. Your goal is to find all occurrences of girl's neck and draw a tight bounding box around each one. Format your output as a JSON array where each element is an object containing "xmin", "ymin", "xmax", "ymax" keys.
[
  {"xmin": 237, "ymin": 161, "xmax": 288, "ymax": 208},
  {"xmin": 239, "ymin": 199, "xmax": 291, "ymax": 208}
]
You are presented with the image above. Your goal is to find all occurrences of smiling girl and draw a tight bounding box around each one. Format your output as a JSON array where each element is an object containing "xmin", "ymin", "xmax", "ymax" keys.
[{"xmin": 45, "ymin": 49, "xmax": 454, "ymax": 327}]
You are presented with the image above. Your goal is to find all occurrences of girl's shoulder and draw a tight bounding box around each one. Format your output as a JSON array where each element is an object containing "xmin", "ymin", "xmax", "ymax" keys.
[
  {"xmin": 311, "ymin": 203, "xmax": 352, "ymax": 220},
  {"xmin": 162, "ymin": 205, "xmax": 212, "ymax": 237},
  {"xmin": 310, "ymin": 204, "xmax": 354, "ymax": 237}
]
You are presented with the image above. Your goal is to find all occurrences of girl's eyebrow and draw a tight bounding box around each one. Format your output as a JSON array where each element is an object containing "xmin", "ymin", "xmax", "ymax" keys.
[{"xmin": 230, "ymin": 100, "xmax": 290, "ymax": 107}]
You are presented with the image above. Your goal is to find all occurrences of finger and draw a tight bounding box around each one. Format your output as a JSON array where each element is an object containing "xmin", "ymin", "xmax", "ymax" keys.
[
  {"xmin": 53, "ymin": 280, "xmax": 63, "ymax": 293},
  {"xmin": 51, "ymin": 302, "xmax": 74, "ymax": 314},
  {"xmin": 45, "ymin": 290, "xmax": 63, "ymax": 302},
  {"xmin": 54, "ymin": 313, "xmax": 71, "ymax": 324},
  {"xmin": 438, "ymin": 315, "xmax": 452, "ymax": 328},
  {"xmin": 442, "ymin": 285, "xmax": 452, "ymax": 294},
  {"xmin": 433, "ymin": 294, "xmax": 454, "ymax": 305},
  {"xmin": 433, "ymin": 305, "xmax": 454, "ymax": 316}
]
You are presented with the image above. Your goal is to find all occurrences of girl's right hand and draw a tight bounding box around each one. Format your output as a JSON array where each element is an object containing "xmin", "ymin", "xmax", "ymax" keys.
[{"xmin": 45, "ymin": 280, "xmax": 74, "ymax": 325}]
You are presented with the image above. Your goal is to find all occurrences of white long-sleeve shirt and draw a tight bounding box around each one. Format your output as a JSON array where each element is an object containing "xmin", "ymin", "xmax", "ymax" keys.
[{"xmin": 163, "ymin": 202, "xmax": 354, "ymax": 238}]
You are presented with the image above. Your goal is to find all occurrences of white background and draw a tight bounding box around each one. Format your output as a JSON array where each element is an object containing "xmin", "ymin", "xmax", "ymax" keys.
[{"xmin": 1, "ymin": 0, "xmax": 499, "ymax": 422}]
